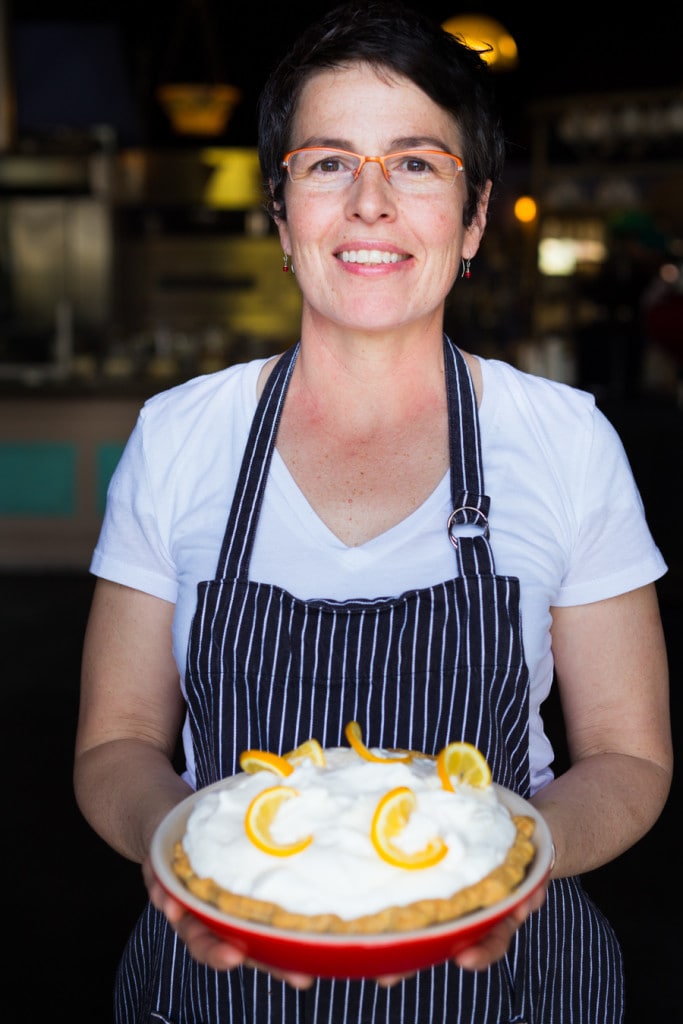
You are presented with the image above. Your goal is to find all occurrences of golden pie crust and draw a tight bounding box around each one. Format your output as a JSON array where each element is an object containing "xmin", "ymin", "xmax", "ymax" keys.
[{"xmin": 171, "ymin": 813, "xmax": 536, "ymax": 935}]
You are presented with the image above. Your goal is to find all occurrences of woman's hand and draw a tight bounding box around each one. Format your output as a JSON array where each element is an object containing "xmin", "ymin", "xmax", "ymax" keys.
[
  {"xmin": 374, "ymin": 876, "xmax": 550, "ymax": 986},
  {"xmin": 451, "ymin": 877, "xmax": 549, "ymax": 971},
  {"xmin": 143, "ymin": 857, "xmax": 316, "ymax": 988}
]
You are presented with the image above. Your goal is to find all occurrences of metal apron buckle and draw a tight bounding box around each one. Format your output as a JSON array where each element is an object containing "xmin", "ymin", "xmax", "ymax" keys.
[{"xmin": 447, "ymin": 505, "xmax": 490, "ymax": 549}]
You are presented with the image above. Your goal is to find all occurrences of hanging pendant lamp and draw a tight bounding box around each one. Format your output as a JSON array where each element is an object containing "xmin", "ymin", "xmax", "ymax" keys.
[
  {"xmin": 157, "ymin": 0, "xmax": 241, "ymax": 136},
  {"xmin": 442, "ymin": 13, "xmax": 518, "ymax": 71}
]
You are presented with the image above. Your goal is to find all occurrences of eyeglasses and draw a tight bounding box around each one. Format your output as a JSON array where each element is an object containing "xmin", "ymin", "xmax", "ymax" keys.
[{"xmin": 281, "ymin": 148, "xmax": 464, "ymax": 194}]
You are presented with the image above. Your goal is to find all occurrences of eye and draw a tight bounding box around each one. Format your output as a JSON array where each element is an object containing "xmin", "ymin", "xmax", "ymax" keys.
[
  {"xmin": 399, "ymin": 154, "xmax": 435, "ymax": 174},
  {"xmin": 310, "ymin": 151, "xmax": 359, "ymax": 176},
  {"xmin": 316, "ymin": 156, "xmax": 347, "ymax": 173}
]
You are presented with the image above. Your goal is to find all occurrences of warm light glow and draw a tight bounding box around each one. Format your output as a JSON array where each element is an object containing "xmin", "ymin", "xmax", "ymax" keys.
[
  {"xmin": 514, "ymin": 196, "xmax": 537, "ymax": 223},
  {"xmin": 659, "ymin": 262, "xmax": 680, "ymax": 285},
  {"xmin": 157, "ymin": 83, "xmax": 241, "ymax": 137},
  {"xmin": 538, "ymin": 237, "xmax": 607, "ymax": 276},
  {"xmin": 201, "ymin": 148, "xmax": 262, "ymax": 208},
  {"xmin": 538, "ymin": 238, "xmax": 577, "ymax": 276},
  {"xmin": 538, "ymin": 217, "xmax": 608, "ymax": 276},
  {"xmin": 442, "ymin": 14, "xmax": 519, "ymax": 71}
]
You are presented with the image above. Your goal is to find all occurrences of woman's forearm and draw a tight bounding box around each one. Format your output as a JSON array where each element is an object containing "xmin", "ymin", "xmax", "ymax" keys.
[
  {"xmin": 74, "ymin": 738, "xmax": 193, "ymax": 863},
  {"xmin": 531, "ymin": 751, "xmax": 672, "ymax": 880}
]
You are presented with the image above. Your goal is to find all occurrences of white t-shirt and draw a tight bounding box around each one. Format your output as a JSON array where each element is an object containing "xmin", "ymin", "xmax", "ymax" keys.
[{"xmin": 91, "ymin": 354, "xmax": 667, "ymax": 794}]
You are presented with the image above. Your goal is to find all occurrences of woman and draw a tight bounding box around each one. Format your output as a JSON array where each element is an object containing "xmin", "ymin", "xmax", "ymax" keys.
[{"xmin": 74, "ymin": 3, "xmax": 672, "ymax": 1022}]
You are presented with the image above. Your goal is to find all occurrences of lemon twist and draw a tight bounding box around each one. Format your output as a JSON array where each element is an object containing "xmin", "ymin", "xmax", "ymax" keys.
[
  {"xmin": 239, "ymin": 749, "xmax": 294, "ymax": 777},
  {"xmin": 344, "ymin": 721, "xmax": 412, "ymax": 764},
  {"xmin": 244, "ymin": 785, "xmax": 313, "ymax": 856},
  {"xmin": 370, "ymin": 786, "xmax": 448, "ymax": 869},
  {"xmin": 284, "ymin": 738, "xmax": 326, "ymax": 767},
  {"xmin": 436, "ymin": 741, "xmax": 492, "ymax": 791}
]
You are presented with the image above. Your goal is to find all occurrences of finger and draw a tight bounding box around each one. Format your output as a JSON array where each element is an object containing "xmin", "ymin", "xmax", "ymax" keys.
[
  {"xmin": 453, "ymin": 913, "xmax": 520, "ymax": 971},
  {"xmin": 376, "ymin": 971, "xmax": 416, "ymax": 987},
  {"xmin": 177, "ymin": 916, "xmax": 249, "ymax": 971},
  {"xmin": 247, "ymin": 961, "xmax": 315, "ymax": 989}
]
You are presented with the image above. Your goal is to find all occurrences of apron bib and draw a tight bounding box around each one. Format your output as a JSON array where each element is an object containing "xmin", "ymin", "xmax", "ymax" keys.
[{"xmin": 115, "ymin": 339, "xmax": 623, "ymax": 1023}]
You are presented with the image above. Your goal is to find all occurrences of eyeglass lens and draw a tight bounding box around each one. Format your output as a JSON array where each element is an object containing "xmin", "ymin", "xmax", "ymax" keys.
[{"xmin": 284, "ymin": 149, "xmax": 462, "ymax": 192}]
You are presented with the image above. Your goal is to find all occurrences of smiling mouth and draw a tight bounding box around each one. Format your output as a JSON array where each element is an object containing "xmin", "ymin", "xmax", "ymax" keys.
[{"xmin": 337, "ymin": 249, "xmax": 409, "ymax": 264}]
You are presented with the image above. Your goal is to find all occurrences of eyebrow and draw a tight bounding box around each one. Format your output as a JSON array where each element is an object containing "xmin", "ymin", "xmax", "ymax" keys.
[
  {"xmin": 391, "ymin": 137, "xmax": 455, "ymax": 152},
  {"xmin": 295, "ymin": 136, "xmax": 456, "ymax": 153}
]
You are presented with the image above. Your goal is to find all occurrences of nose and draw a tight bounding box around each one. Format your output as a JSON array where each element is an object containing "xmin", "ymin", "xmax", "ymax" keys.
[{"xmin": 345, "ymin": 159, "xmax": 396, "ymax": 220}]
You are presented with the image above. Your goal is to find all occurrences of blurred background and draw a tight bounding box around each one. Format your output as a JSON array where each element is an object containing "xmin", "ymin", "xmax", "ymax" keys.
[{"xmin": 1, "ymin": 1, "xmax": 680, "ymax": 1020}]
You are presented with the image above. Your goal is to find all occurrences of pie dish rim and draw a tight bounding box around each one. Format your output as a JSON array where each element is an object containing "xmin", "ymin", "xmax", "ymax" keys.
[{"xmin": 150, "ymin": 767, "xmax": 553, "ymax": 978}]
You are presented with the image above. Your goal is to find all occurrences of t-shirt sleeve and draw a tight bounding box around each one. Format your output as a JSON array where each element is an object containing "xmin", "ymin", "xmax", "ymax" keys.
[
  {"xmin": 554, "ymin": 407, "xmax": 667, "ymax": 606},
  {"xmin": 90, "ymin": 409, "xmax": 179, "ymax": 604}
]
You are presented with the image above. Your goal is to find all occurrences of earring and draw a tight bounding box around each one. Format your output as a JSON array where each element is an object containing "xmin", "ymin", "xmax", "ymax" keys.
[
  {"xmin": 282, "ymin": 252, "xmax": 290, "ymax": 273},
  {"xmin": 461, "ymin": 258, "xmax": 471, "ymax": 279}
]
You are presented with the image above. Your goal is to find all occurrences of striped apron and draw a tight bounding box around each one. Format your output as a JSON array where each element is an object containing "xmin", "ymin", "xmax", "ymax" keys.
[{"xmin": 115, "ymin": 338, "xmax": 624, "ymax": 1023}]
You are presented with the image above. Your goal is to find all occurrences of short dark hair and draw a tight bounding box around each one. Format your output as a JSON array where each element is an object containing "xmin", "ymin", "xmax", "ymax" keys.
[{"xmin": 257, "ymin": 0, "xmax": 506, "ymax": 226}]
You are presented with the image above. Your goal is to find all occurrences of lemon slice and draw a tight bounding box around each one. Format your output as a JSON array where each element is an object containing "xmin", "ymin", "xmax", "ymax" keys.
[
  {"xmin": 436, "ymin": 741, "xmax": 492, "ymax": 791},
  {"xmin": 239, "ymin": 749, "xmax": 294, "ymax": 777},
  {"xmin": 370, "ymin": 786, "xmax": 448, "ymax": 869},
  {"xmin": 244, "ymin": 785, "xmax": 313, "ymax": 856},
  {"xmin": 344, "ymin": 721, "xmax": 412, "ymax": 764},
  {"xmin": 284, "ymin": 738, "xmax": 326, "ymax": 767}
]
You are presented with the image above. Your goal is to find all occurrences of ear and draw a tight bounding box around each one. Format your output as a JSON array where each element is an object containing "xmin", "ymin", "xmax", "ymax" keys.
[
  {"xmin": 462, "ymin": 180, "xmax": 492, "ymax": 260},
  {"xmin": 275, "ymin": 216, "xmax": 291, "ymax": 256},
  {"xmin": 269, "ymin": 179, "xmax": 285, "ymax": 223}
]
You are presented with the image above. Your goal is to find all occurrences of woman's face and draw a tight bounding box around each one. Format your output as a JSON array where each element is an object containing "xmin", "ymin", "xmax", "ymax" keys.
[{"xmin": 276, "ymin": 62, "xmax": 489, "ymax": 338}]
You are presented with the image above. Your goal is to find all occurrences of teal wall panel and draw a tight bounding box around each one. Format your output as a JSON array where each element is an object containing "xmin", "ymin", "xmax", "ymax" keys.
[{"xmin": 0, "ymin": 442, "xmax": 77, "ymax": 516}]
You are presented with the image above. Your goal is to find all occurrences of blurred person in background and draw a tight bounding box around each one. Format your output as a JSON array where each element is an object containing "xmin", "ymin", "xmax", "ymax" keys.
[{"xmin": 576, "ymin": 211, "xmax": 670, "ymax": 399}]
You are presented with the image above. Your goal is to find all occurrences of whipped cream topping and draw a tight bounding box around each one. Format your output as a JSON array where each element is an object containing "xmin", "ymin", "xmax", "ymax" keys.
[{"xmin": 182, "ymin": 747, "xmax": 516, "ymax": 920}]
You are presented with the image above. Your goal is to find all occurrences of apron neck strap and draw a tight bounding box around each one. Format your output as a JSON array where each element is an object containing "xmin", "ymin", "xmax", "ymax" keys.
[
  {"xmin": 443, "ymin": 337, "xmax": 494, "ymax": 575},
  {"xmin": 215, "ymin": 343, "xmax": 299, "ymax": 579}
]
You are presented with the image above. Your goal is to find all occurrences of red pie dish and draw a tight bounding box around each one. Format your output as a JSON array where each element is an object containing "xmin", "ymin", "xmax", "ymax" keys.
[{"xmin": 151, "ymin": 777, "xmax": 553, "ymax": 979}]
